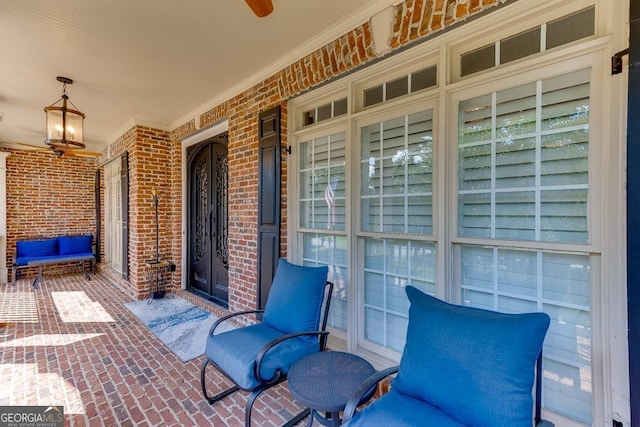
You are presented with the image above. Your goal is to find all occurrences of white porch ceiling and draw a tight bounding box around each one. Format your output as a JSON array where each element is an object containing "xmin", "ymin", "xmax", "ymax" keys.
[{"xmin": 0, "ymin": 0, "xmax": 396, "ymax": 153}]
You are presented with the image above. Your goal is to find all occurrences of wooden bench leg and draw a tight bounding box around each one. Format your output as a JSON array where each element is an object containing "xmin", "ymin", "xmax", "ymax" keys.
[{"xmin": 33, "ymin": 265, "xmax": 43, "ymax": 288}]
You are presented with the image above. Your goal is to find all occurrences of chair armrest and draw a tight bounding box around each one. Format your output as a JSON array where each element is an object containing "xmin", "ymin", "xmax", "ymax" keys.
[
  {"xmin": 254, "ymin": 330, "xmax": 330, "ymax": 383},
  {"xmin": 342, "ymin": 366, "xmax": 400, "ymax": 423},
  {"xmin": 208, "ymin": 309, "xmax": 265, "ymax": 335}
]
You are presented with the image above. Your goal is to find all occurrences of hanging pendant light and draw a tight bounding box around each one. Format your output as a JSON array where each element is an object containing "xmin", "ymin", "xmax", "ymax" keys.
[{"xmin": 44, "ymin": 76, "xmax": 85, "ymax": 154}]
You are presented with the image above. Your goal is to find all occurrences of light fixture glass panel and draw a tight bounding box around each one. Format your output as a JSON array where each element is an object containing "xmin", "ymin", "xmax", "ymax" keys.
[
  {"xmin": 65, "ymin": 112, "xmax": 84, "ymax": 144},
  {"xmin": 46, "ymin": 108, "xmax": 64, "ymax": 142}
]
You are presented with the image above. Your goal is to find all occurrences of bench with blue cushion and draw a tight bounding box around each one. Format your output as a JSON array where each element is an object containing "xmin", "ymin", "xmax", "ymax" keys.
[
  {"xmin": 12, "ymin": 235, "xmax": 96, "ymax": 287},
  {"xmin": 343, "ymin": 285, "xmax": 554, "ymax": 427}
]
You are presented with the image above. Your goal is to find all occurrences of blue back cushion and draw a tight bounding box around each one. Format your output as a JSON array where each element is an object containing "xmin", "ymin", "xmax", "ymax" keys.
[
  {"xmin": 263, "ymin": 259, "xmax": 328, "ymax": 337},
  {"xmin": 17, "ymin": 239, "xmax": 57, "ymax": 257},
  {"xmin": 394, "ymin": 286, "xmax": 550, "ymax": 427},
  {"xmin": 58, "ymin": 235, "xmax": 93, "ymax": 255}
]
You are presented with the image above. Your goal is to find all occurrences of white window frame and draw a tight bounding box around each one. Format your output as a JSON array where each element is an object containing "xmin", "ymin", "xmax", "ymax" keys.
[
  {"xmin": 287, "ymin": 0, "xmax": 628, "ymax": 424},
  {"xmin": 447, "ymin": 51, "xmax": 606, "ymax": 425},
  {"xmin": 353, "ymin": 96, "xmax": 439, "ymax": 361}
]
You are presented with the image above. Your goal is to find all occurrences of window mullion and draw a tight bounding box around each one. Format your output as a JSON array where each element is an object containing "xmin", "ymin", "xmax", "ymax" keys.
[
  {"xmin": 491, "ymin": 92, "xmax": 497, "ymax": 239},
  {"xmin": 493, "ymin": 247, "xmax": 499, "ymax": 309},
  {"xmin": 405, "ymin": 115, "xmax": 409, "ymax": 234},
  {"xmin": 537, "ymin": 252, "xmax": 543, "ymax": 312},
  {"xmin": 311, "ymin": 138, "xmax": 316, "ymax": 229},
  {"xmin": 379, "ymin": 122, "xmax": 384, "ymax": 233},
  {"xmin": 535, "ymin": 80, "xmax": 543, "ymax": 241},
  {"xmin": 383, "ymin": 239, "xmax": 388, "ymax": 348}
]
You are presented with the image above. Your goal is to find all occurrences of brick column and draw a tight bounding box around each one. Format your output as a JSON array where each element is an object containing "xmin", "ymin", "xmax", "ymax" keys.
[{"xmin": 0, "ymin": 151, "xmax": 9, "ymax": 284}]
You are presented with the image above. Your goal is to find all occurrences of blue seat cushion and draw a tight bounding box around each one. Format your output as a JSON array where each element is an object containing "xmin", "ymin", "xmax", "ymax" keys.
[
  {"xmin": 344, "ymin": 389, "xmax": 466, "ymax": 427},
  {"xmin": 58, "ymin": 235, "xmax": 93, "ymax": 255},
  {"xmin": 393, "ymin": 286, "xmax": 550, "ymax": 427},
  {"xmin": 205, "ymin": 323, "xmax": 319, "ymax": 390},
  {"xmin": 263, "ymin": 259, "xmax": 328, "ymax": 340},
  {"xmin": 16, "ymin": 253, "xmax": 94, "ymax": 266},
  {"xmin": 16, "ymin": 239, "xmax": 57, "ymax": 258}
]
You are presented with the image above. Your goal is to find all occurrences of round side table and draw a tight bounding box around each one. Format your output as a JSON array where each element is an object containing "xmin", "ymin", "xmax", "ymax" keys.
[{"xmin": 287, "ymin": 351, "xmax": 376, "ymax": 427}]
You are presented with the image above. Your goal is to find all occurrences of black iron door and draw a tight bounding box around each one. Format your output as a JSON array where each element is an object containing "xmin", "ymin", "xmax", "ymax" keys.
[{"xmin": 188, "ymin": 139, "xmax": 229, "ymax": 307}]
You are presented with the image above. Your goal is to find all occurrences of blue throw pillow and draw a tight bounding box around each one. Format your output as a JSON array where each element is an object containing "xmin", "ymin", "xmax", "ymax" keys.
[
  {"xmin": 58, "ymin": 235, "xmax": 93, "ymax": 255},
  {"xmin": 263, "ymin": 259, "xmax": 328, "ymax": 338},
  {"xmin": 17, "ymin": 239, "xmax": 57, "ymax": 257},
  {"xmin": 393, "ymin": 286, "xmax": 550, "ymax": 427}
]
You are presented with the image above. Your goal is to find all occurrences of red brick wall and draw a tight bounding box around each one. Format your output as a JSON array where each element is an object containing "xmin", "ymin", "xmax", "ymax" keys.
[
  {"xmin": 99, "ymin": 126, "xmax": 173, "ymax": 299},
  {"xmin": 5, "ymin": 149, "xmax": 96, "ymax": 277}
]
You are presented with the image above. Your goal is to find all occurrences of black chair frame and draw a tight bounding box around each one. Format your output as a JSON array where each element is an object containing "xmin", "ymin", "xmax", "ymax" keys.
[
  {"xmin": 342, "ymin": 351, "xmax": 553, "ymax": 426},
  {"xmin": 201, "ymin": 281, "xmax": 334, "ymax": 427}
]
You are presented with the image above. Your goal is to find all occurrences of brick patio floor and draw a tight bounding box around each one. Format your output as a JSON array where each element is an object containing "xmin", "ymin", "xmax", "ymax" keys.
[{"xmin": 0, "ymin": 272, "xmax": 309, "ymax": 426}]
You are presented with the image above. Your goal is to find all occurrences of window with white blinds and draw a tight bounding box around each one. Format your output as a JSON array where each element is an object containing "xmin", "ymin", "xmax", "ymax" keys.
[
  {"xmin": 458, "ymin": 69, "xmax": 589, "ymax": 243},
  {"xmin": 361, "ymin": 110, "xmax": 434, "ymax": 235},
  {"xmin": 303, "ymin": 233, "xmax": 348, "ymax": 330},
  {"xmin": 363, "ymin": 238, "xmax": 435, "ymax": 351},
  {"xmin": 457, "ymin": 68, "xmax": 592, "ymax": 424},
  {"xmin": 299, "ymin": 132, "xmax": 348, "ymax": 331},
  {"xmin": 360, "ymin": 109, "xmax": 435, "ymax": 351},
  {"xmin": 300, "ymin": 133, "xmax": 346, "ymax": 231}
]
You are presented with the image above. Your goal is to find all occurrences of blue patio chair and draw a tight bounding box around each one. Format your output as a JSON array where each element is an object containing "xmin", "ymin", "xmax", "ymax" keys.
[
  {"xmin": 343, "ymin": 285, "xmax": 553, "ymax": 427},
  {"xmin": 201, "ymin": 258, "xmax": 333, "ymax": 427}
]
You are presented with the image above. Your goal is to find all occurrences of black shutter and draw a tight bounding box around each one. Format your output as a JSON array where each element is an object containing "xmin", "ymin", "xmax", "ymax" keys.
[
  {"xmin": 257, "ymin": 106, "xmax": 281, "ymax": 310},
  {"xmin": 95, "ymin": 169, "xmax": 101, "ymax": 263},
  {"xmin": 121, "ymin": 152, "xmax": 129, "ymax": 280}
]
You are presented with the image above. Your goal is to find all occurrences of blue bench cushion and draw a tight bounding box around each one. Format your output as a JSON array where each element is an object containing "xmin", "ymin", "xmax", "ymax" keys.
[
  {"xmin": 16, "ymin": 239, "xmax": 57, "ymax": 259},
  {"xmin": 205, "ymin": 323, "xmax": 319, "ymax": 390},
  {"xmin": 344, "ymin": 389, "xmax": 466, "ymax": 427},
  {"xmin": 263, "ymin": 259, "xmax": 328, "ymax": 340},
  {"xmin": 58, "ymin": 235, "xmax": 93, "ymax": 255},
  {"xmin": 393, "ymin": 286, "xmax": 550, "ymax": 427}
]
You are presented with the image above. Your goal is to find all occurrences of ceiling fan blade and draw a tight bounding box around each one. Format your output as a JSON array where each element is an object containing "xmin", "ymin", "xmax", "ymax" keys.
[
  {"xmin": 244, "ymin": 0, "xmax": 273, "ymax": 17},
  {"xmin": 54, "ymin": 145, "xmax": 102, "ymax": 157},
  {"xmin": 0, "ymin": 141, "xmax": 101, "ymax": 157},
  {"xmin": 74, "ymin": 150, "xmax": 102, "ymax": 157},
  {"xmin": 1, "ymin": 141, "xmax": 49, "ymax": 151}
]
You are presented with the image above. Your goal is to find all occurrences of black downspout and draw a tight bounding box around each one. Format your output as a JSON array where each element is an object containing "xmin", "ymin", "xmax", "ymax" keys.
[{"xmin": 628, "ymin": 1, "xmax": 640, "ymax": 425}]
